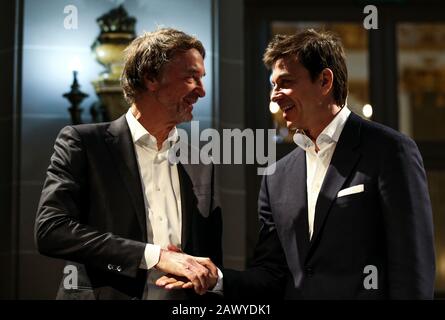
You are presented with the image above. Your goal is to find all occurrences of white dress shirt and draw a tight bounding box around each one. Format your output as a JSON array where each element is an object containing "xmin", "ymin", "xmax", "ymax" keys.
[
  {"xmin": 293, "ymin": 106, "xmax": 351, "ymax": 239},
  {"xmin": 125, "ymin": 109, "xmax": 182, "ymax": 270},
  {"xmin": 127, "ymin": 109, "xmax": 224, "ymax": 297}
]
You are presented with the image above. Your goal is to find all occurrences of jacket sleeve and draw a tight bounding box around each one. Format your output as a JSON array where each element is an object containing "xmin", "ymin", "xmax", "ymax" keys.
[
  {"xmin": 222, "ymin": 174, "xmax": 289, "ymax": 299},
  {"xmin": 34, "ymin": 126, "xmax": 146, "ymax": 278},
  {"xmin": 379, "ymin": 135, "xmax": 436, "ymax": 299}
]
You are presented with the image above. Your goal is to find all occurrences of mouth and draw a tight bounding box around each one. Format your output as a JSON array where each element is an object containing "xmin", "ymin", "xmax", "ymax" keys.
[
  {"xmin": 280, "ymin": 103, "xmax": 295, "ymax": 115},
  {"xmin": 184, "ymin": 96, "xmax": 198, "ymax": 105},
  {"xmin": 281, "ymin": 104, "xmax": 294, "ymax": 112},
  {"xmin": 183, "ymin": 96, "xmax": 198, "ymax": 108}
]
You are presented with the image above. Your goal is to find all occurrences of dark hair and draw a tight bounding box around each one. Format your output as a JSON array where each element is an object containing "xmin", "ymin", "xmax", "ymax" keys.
[
  {"xmin": 263, "ymin": 29, "xmax": 348, "ymax": 107},
  {"xmin": 121, "ymin": 28, "xmax": 205, "ymax": 104}
]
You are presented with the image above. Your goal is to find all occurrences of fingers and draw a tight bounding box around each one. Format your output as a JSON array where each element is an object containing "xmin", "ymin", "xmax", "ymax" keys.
[
  {"xmin": 182, "ymin": 281, "xmax": 193, "ymax": 289},
  {"xmin": 195, "ymin": 257, "xmax": 218, "ymax": 276},
  {"xmin": 185, "ymin": 259, "xmax": 210, "ymax": 295},
  {"xmin": 157, "ymin": 277, "xmax": 186, "ymax": 290},
  {"xmin": 155, "ymin": 275, "xmax": 170, "ymax": 287},
  {"xmin": 155, "ymin": 274, "xmax": 194, "ymax": 290},
  {"xmin": 193, "ymin": 257, "xmax": 219, "ymax": 290},
  {"xmin": 156, "ymin": 275, "xmax": 180, "ymax": 287},
  {"xmin": 166, "ymin": 280, "xmax": 186, "ymax": 289}
]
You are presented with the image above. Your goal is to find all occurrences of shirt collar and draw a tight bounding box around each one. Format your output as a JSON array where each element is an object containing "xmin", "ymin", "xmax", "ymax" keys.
[
  {"xmin": 125, "ymin": 108, "xmax": 178, "ymax": 151},
  {"xmin": 293, "ymin": 106, "xmax": 351, "ymax": 151}
]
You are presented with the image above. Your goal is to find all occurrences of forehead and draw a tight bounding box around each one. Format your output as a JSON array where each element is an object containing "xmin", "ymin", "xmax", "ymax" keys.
[{"xmin": 166, "ymin": 48, "xmax": 205, "ymax": 74}]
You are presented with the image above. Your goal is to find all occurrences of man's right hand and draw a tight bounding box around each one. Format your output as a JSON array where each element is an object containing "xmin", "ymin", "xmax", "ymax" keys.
[{"xmin": 154, "ymin": 249, "xmax": 213, "ymax": 295}]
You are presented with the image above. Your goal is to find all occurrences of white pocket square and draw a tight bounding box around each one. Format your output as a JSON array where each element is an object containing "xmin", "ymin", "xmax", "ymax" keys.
[{"xmin": 337, "ymin": 184, "xmax": 364, "ymax": 198}]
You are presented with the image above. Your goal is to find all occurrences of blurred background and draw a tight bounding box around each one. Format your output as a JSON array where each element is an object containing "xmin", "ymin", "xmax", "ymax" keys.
[{"xmin": 1, "ymin": 0, "xmax": 444, "ymax": 299}]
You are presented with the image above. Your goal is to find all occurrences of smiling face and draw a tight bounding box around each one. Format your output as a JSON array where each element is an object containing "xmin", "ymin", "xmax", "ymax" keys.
[
  {"xmin": 270, "ymin": 55, "xmax": 325, "ymax": 132},
  {"xmin": 149, "ymin": 48, "xmax": 206, "ymax": 124}
]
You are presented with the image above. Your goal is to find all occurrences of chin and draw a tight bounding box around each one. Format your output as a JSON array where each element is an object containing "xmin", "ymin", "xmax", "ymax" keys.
[{"xmin": 286, "ymin": 121, "xmax": 297, "ymax": 130}]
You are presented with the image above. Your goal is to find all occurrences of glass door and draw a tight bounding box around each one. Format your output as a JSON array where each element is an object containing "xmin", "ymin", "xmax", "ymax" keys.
[{"xmin": 396, "ymin": 22, "xmax": 445, "ymax": 293}]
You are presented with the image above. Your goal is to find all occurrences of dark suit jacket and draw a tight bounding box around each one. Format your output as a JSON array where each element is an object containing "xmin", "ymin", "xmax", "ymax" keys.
[
  {"xmin": 35, "ymin": 115, "xmax": 222, "ymax": 300},
  {"xmin": 223, "ymin": 112, "xmax": 435, "ymax": 299}
]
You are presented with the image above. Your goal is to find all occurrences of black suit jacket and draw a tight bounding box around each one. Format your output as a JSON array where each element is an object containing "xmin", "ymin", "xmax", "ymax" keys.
[
  {"xmin": 35, "ymin": 115, "xmax": 222, "ymax": 300},
  {"xmin": 223, "ymin": 112, "xmax": 435, "ymax": 299}
]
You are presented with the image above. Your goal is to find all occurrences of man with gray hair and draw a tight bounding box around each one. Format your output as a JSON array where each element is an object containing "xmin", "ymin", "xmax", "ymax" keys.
[{"xmin": 35, "ymin": 28, "xmax": 222, "ymax": 300}]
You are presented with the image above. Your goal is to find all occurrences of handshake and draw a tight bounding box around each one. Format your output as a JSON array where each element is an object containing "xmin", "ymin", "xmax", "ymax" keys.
[{"xmin": 154, "ymin": 245, "xmax": 219, "ymax": 295}]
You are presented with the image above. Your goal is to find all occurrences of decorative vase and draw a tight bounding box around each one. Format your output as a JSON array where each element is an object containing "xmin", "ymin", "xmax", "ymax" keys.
[{"xmin": 91, "ymin": 5, "xmax": 136, "ymax": 121}]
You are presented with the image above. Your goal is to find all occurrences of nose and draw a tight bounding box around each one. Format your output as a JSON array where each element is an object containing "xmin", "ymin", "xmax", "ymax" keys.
[
  {"xmin": 270, "ymin": 87, "xmax": 281, "ymax": 102},
  {"xmin": 195, "ymin": 80, "xmax": 206, "ymax": 98}
]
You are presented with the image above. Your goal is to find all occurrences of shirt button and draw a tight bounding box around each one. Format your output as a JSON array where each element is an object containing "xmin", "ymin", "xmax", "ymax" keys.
[{"xmin": 116, "ymin": 266, "xmax": 122, "ymax": 272}]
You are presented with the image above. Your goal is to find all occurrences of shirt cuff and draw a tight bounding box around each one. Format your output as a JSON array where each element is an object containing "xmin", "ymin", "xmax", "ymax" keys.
[
  {"xmin": 139, "ymin": 244, "xmax": 161, "ymax": 270},
  {"xmin": 210, "ymin": 267, "xmax": 224, "ymax": 294}
]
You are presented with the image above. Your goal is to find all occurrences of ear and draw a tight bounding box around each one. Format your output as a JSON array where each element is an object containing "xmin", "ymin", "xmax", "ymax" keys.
[
  {"xmin": 145, "ymin": 75, "xmax": 159, "ymax": 92},
  {"xmin": 320, "ymin": 68, "xmax": 334, "ymax": 96}
]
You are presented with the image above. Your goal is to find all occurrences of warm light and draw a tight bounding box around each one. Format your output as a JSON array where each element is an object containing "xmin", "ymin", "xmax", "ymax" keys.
[
  {"xmin": 440, "ymin": 254, "xmax": 445, "ymax": 277},
  {"xmin": 96, "ymin": 48, "xmax": 106, "ymax": 58},
  {"xmin": 269, "ymin": 101, "xmax": 280, "ymax": 114},
  {"xmin": 362, "ymin": 104, "xmax": 373, "ymax": 118}
]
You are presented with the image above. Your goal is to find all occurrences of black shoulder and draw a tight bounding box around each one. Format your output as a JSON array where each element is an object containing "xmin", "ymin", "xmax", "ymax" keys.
[
  {"xmin": 69, "ymin": 121, "xmax": 112, "ymax": 136},
  {"xmin": 264, "ymin": 146, "xmax": 303, "ymax": 177},
  {"xmin": 357, "ymin": 114, "xmax": 416, "ymax": 148}
]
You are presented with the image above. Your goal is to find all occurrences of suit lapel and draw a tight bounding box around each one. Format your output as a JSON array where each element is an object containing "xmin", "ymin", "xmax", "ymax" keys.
[
  {"xmin": 275, "ymin": 149, "xmax": 309, "ymax": 286},
  {"xmin": 289, "ymin": 150, "xmax": 311, "ymax": 265},
  {"xmin": 308, "ymin": 114, "xmax": 362, "ymax": 254},
  {"xmin": 105, "ymin": 116, "xmax": 147, "ymax": 241},
  {"xmin": 177, "ymin": 162, "xmax": 193, "ymax": 252}
]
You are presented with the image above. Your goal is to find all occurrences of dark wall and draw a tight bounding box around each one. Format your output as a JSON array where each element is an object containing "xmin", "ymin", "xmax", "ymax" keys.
[{"xmin": 0, "ymin": 0, "xmax": 21, "ymax": 299}]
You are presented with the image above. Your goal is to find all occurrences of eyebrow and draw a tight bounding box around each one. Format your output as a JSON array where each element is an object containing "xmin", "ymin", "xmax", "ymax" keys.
[
  {"xmin": 271, "ymin": 72, "xmax": 292, "ymax": 84},
  {"xmin": 187, "ymin": 67, "xmax": 206, "ymax": 77}
]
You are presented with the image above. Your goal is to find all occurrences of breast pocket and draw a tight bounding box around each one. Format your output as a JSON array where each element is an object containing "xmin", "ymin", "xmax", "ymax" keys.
[
  {"xmin": 335, "ymin": 191, "xmax": 366, "ymax": 207},
  {"xmin": 335, "ymin": 183, "xmax": 375, "ymax": 207}
]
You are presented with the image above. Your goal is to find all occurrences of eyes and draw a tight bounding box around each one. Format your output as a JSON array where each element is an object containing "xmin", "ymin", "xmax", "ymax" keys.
[
  {"xmin": 186, "ymin": 75, "xmax": 204, "ymax": 85},
  {"xmin": 271, "ymin": 78, "xmax": 293, "ymax": 90}
]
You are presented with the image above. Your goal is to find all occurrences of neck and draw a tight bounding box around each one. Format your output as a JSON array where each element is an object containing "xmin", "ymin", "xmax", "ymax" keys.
[
  {"xmin": 131, "ymin": 101, "xmax": 175, "ymax": 150},
  {"xmin": 305, "ymin": 103, "xmax": 342, "ymax": 143}
]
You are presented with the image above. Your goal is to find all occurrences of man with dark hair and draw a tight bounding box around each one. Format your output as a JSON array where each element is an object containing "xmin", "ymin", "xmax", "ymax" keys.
[
  {"xmin": 158, "ymin": 29, "xmax": 436, "ymax": 299},
  {"xmin": 35, "ymin": 28, "xmax": 222, "ymax": 300}
]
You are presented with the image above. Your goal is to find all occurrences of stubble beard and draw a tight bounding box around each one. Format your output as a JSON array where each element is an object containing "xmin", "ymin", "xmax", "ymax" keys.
[{"xmin": 174, "ymin": 103, "xmax": 193, "ymax": 124}]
